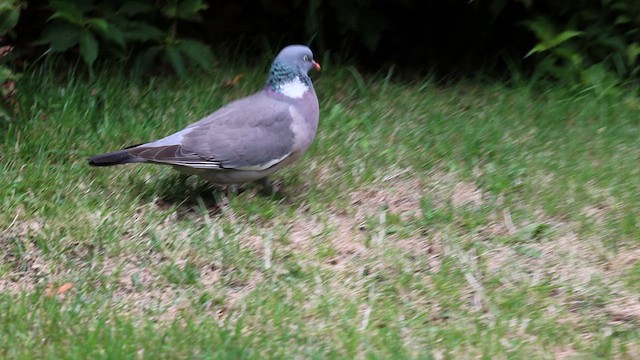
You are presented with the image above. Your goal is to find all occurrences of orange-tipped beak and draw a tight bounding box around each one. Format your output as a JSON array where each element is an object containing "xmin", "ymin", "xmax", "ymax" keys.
[{"xmin": 312, "ymin": 60, "xmax": 321, "ymax": 71}]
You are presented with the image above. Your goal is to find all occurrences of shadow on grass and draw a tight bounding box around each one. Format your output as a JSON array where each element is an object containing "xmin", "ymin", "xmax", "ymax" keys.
[
  {"xmin": 129, "ymin": 173, "xmax": 288, "ymax": 218},
  {"xmin": 131, "ymin": 173, "xmax": 223, "ymax": 216}
]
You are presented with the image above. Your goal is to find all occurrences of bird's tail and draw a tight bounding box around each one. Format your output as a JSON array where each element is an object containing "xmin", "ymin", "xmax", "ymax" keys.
[{"xmin": 88, "ymin": 148, "xmax": 145, "ymax": 167}]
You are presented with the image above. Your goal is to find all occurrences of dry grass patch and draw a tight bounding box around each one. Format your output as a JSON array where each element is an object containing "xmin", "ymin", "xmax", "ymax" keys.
[
  {"xmin": 451, "ymin": 181, "xmax": 484, "ymax": 208},
  {"xmin": 1, "ymin": 215, "xmax": 52, "ymax": 294},
  {"xmin": 605, "ymin": 293, "xmax": 640, "ymax": 324}
]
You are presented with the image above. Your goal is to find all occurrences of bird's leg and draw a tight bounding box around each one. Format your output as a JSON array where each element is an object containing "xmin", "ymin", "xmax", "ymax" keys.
[
  {"xmin": 256, "ymin": 177, "xmax": 273, "ymax": 195},
  {"xmin": 225, "ymin": 184, "xmax": 240, "ymax": 199}
]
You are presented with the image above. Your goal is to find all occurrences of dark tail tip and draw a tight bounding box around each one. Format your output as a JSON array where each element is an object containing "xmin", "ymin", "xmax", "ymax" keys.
[{"xmin": 88, "ymin": 149, "xmax": 138, "ymax": 167}]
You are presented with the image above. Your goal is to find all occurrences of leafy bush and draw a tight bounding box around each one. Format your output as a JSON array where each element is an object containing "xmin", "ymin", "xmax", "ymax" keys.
[
  {"xmin": 522, "ymin": 0, "xmax": 640, "ymax": 89},
  {"xmin": 39, "ymin": 1, "xmax": 126, "ymax": 69},
  {"xmin": 38, "ymin": 0, "xmax": 214, "ymax": 77},
  {"xmin": 0, "ymin": 0, "xmax": 22, "ymax": 121},
  {"xmin": 5, "ymin": 0, "xmax": 640, "ymax": 89}
]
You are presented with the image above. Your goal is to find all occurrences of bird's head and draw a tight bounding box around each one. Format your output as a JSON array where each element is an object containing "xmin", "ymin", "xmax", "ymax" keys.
[{"xmin": 274, "ymin": 45, "xmax": 321, "ymax": 74}]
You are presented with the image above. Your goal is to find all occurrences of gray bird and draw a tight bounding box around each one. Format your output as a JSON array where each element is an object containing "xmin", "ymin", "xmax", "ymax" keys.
[{"xmin": 89, "ymin": 45, "xmax": 321, "ymax": 194}]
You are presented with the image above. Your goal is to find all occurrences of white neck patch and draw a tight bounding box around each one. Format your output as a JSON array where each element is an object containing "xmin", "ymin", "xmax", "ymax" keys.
[{"xmin": 279, "ymin": 77, "xmax": 309, "ymax": 99}]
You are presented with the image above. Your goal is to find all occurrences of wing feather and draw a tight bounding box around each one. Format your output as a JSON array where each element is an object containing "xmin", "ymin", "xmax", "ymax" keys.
[{"xmin": 127, "ymin": 92, "xmax": 295, "ymax": 170}]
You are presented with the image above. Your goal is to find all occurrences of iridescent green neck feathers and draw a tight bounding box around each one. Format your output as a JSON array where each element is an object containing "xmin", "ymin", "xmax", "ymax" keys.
[{"xmin": 267, "ymin": 62, "xmax": 312, "ymax": 99}]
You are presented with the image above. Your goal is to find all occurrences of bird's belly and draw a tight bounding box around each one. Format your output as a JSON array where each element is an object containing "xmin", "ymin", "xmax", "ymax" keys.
[{"xmin": 172, "ymin": 164, "xmax": 282, "ymax": 184}]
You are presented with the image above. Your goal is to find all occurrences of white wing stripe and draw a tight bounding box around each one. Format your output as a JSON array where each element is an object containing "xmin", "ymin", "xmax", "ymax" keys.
[{"xmin": 234, "ymin": 152, "xmax": 291, "ymax": 171}]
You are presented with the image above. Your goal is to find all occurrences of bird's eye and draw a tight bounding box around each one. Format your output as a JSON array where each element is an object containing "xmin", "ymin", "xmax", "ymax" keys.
[{"xmin": 303, "ymin": 55, "xmax": 309, "ymax": 62}]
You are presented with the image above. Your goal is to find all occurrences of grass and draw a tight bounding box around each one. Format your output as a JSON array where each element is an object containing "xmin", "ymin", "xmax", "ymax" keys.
[{"xmin": 1, "ymin": 60, "xmax": 639, "ymax": 358}]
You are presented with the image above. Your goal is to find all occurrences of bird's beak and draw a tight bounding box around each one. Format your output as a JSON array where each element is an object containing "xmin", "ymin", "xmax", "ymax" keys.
[{"xmin": 312, "ymin": 60, "xmax": 321, "ymax": 71}]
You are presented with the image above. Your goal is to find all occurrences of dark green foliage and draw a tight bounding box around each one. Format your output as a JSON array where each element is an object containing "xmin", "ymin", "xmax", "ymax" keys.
[
  {"xmin": 521, "ymin": 0, "xmax": 640, "ymax": 88},
  {"xmin": 308, "ymin": 0, "xmax": 640, "ymax": 87},
  {"xmin": 0, "ymin": 2, "xmax": 20, "ymax": 36},
  {"xmin": 0, "ymin": 0, "xmax": 22, "ymax": 121},
  {"xmin": 300, "ymin": 0, "xmax": 640, "ymax": 87},
  {"xmin": 37, "ymin": 0, "xmax": 214, "ymax": 76},
  {"xmin": 5, "ymin": 0, "xmax": 640, "ymax": 88},
  {"xmin": 306, "ymin": 0, "xmax": 397, "ymax": 53},
  {"xmin": 39, "ymin": 0, "xmax": 125, "ymax": 68}
]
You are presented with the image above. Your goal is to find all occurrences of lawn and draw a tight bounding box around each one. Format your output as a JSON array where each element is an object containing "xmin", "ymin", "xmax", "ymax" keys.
[{"xmin": 1, "ymin": 61, "xmax": 639, "ymax": 358}]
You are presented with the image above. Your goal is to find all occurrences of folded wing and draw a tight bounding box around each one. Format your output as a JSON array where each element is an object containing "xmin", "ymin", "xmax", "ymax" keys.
[{"xmin": 128, "ymin": 92, "xmax": 295, "ymax": 171}]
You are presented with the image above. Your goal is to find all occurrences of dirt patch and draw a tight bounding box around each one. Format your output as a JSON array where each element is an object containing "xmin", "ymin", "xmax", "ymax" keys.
[
  {"xmin": 115, "ymin": 287, "xmax": 184, "ymax": 322},
  {"xmin": 553, "ymin": 347, "xmax": 580, "ymax": 360},
  {"xmin": 324, "ymin": 220, "xmax": 368, "ymax": 270},
  {"xmin": 100, "ymin": 256, "xmax": 160, "ymax": 292},
  {"xmin": 548, "ymin": 233, "xmax": 605, "ymax": 286},
  {"xmin": 607, "ymin": 246, "xmax": 640, "ymax": 276},
  {"xmin": 480, "ymin": 211, "xmax": 513, "ymax": 238},
  {"xmin": 605, "ymin": 293, "xmax": 640, "ymax": 323},
  {"xmin": 486, "ymin": 231, "xmax": 603, "ymax": 288},
  {"xmin": 451, "ymin": 181, "xmax": 483, "ymax": 207},
  {"xmin": 98, "ymin": 256, "xmax": 262, "ymax": 323},
  {"xmin": 237, "ymin": 233, "xmax": 266, "ymax": 255},
  {"xmin": 350, "ymin": 177, "xmax": 424, "ymax": 221},
  {"xmin": 97, "ymin": 256, "xmax": 188, "ymax": 322},
  {"xmin": 277, "ymin": 173, "xmax": 492, "ymax": 275},
  {"xmin": 395, "ymin": 233, "xmax": 443, "ymax": 271},
  {"xmin": 286, "ymin": 216, "xmax": 325, "ymax": 248},
  {"xmin": 274, "ymin": 176, "xmax": 427, "ymax": 270},
  {"xmin": 286, "ymin": 214, "xmax": 367, "ymax": 270},
  {"xmin": 306, "ymin": 158, "xmax": 346, "ymax": 185},
  {"xmin": 0, "ymin": 258, "xmax": 49, "ymax": 294},
  {"xmin": 581, "ymin": 204, "xmax": 611, "ymax": 224},
  {"xmin": 199, "ymin": 264, "xmax": 222, "ymax": 287},
  {"xmin": 0, "ymin": 216, "xmax": 52, "ymax": 294},
  {"xmin": 225, "ymin": 270, "xmax": 264, "ymax": 308},
  {"xmin": 483, "ymin": 246, "xmax": 515, "ymax": 274}
]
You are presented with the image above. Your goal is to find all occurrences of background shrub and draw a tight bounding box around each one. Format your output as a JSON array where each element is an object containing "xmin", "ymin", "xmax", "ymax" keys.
[
  {"xmin": 0, "ymin": 0, "xmax": 22, "ymax": 121},
  {"xmin": 36, "ymin": 0, "xmax": 213, "ymax": 76},
  {"xmin": 1, "ymin": 0, "xmax": 639, "ymax": 87}
]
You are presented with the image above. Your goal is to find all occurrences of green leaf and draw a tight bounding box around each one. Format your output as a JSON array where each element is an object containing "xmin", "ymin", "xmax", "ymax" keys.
[
  {"xmin": 118, "ymin": 1, "xmax": 154, "ymax": 15},
  {"xmin": 0, "ymin": 65, "xmax": 13, "ymax": 83},
  {"xmin": 79, "ymin": 30, "xmax": 98, "ymax": 67},
  {"xmin": 162, "ymin": 0, "xmax": 207, "ymax": 20},
  {"xmin": 40, "ymin": 23, "xmax": 81, "ymax": 52},
  {"xmin": 525, "ymin": 44, "xmax": 548, "ymax": 57},
  {"xmin": 48, "ymin": 0, "xmax": 85, "ymax": 25},
  {"xmin": 547, "ymin": 30, "xmax": 582, "ymax": 48},
  {"xmin": 89, "ymin": 20, "xmax": 126, "ymax": 48},
  {"xmin": 176, "ymin": 39, "xmax": 213, "ymax": 70},
  {"xmin": 176, "ymin": 0, "xmax": 208, "ymax": 20},
  {"xmin": 525, "ymin": 30, "xmax": 582, "ymax": 57},
  {"xmin": 554, "ymin": 46, "xmax": 583, "ymax": 65},
  {"xmin": 165, "ymin": 45, "xmax": 185, "ymax": 77},
  {"xmin": 0, "ymin": 8, "xmax": 19, "ymax": 35},
  {"xmin": 626, "ymin": 42, "xmax": 640, "ymax": 65},
  {"xmin": 161, "ymin": 2, "xmax": 177, "ymax": 18},
  {"xmin": 522, "ymin": 18, "xmax": 556, "ymax": 42},
  {"xmin": 133, "ymin": 46, "xmax": 161, "ymax": 77},
  {"xmin": 104, "ymin": 25, "xmax": 126, "ymax": 48},
  {"xmin": 48, "ymin": 11, "xmax": 83, "ymax": 25},
  {"xmin": 87, "ymin": 18, "xmax": 107, "ymax": 33},
  {"xmin": 614, "ymin": 15, "xmax": 631, "ymax": 25},
  {"xmin": 123, "ymin": 23, "xmax": 164, "ymax": 42}
]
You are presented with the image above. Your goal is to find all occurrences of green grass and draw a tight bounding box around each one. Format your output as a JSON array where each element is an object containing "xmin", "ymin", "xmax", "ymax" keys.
[{"xmin": 1, "ymin": 61, "xmax": 639, "ymax": 358}]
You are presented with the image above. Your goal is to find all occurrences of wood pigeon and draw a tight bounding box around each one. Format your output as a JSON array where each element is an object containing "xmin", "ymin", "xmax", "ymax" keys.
[{"xmin": 89, "ymin": 45, "xmax": 321, "ymax": 193}]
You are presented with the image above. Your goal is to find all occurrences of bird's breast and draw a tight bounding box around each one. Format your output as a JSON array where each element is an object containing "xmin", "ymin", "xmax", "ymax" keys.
[{"xmin": 288, "ymin": 97, "xmax": 319, "ymax": 153}]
